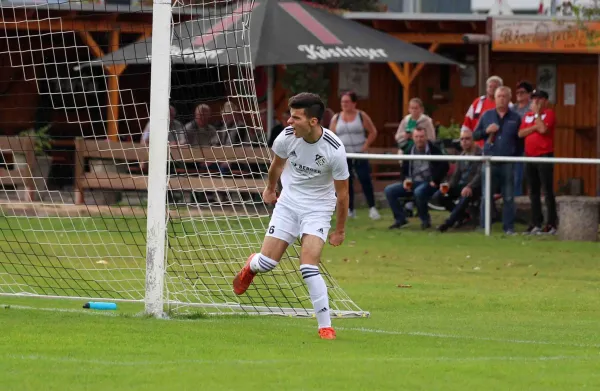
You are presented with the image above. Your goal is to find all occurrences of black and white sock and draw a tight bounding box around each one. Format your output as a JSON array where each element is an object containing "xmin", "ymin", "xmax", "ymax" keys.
[
  {"xmin": 249, "ymin": 253, "xmax": 278, "ymax": 274},
  {"xmin": 300, "ymin": 264, "xmax": 331, "ymax": 329}
]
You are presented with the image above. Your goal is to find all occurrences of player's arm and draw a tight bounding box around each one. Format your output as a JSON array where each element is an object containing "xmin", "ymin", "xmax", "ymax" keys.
[
  {"xmin": 329, "ymin": 178, "xmax": 348, "ymax": 247},
  {"xmin": 263, "ymin": 154, "xmax": 286, "ymax": 204}
]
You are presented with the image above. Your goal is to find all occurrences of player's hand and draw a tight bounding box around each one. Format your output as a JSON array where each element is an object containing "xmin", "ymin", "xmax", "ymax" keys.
[
  {"xmin": 262, "ymin": 188, "xmax": 277, "ymax": 204},
  {"xmin": 461, "ymin": 186, "xmax": 473, "ymax": 198},
  {"xmin": 328, "ymin": 231, "xmax": 345, "ymax": 247}
]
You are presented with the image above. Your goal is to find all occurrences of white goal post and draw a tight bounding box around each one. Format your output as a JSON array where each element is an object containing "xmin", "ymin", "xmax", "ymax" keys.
[{"xmin": 0, "ymin": 0, "xmax": 368, "ymax": 319}]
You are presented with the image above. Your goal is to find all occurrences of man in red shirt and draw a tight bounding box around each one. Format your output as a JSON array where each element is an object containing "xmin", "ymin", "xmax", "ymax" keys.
[
  {"xmin": 518, "ymin": 89, "xmax": 557, "ymax": 234},
  {"xmin": 462, "ymin": 75, "xmax": 503, "ymax": 148}
]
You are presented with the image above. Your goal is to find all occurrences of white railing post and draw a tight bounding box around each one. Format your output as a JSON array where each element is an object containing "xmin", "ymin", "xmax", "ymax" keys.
[
  {"xmin": 145, "ymin": 0, "xmax": 173, "ymax": 318},
  {"xmin": 484, "ymin": 158, "xmax": 492, "ymax": 236}
]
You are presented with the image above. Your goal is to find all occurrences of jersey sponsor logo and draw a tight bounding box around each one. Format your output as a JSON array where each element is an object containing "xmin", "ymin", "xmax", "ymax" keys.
[
  {"xmin": 290, "ymin": 161, "xmax": 322, "ymax": 175},
  {"xmin": 289, "ymin": 150, "xmax": 297, "ymax": 158},
  {"xmin": 315, "ymin": 154, "xmax": 326, "ymax": 166}
]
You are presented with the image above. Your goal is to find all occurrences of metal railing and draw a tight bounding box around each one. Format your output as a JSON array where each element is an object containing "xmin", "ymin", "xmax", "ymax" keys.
[{"xmin": 346, "ymin": 152, "xmax": 600, "ymax": 236}]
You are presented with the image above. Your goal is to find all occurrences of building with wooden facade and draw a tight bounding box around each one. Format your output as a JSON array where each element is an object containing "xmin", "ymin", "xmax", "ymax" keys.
[{"xmin": 333, "ymin": 13, "xmax": 600, "ymax": 197}]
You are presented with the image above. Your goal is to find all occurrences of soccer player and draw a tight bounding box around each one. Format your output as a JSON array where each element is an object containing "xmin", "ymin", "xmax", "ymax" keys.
[{"xmin": 232, "ymin": 92, "xmax": 349, "ymax": 340}]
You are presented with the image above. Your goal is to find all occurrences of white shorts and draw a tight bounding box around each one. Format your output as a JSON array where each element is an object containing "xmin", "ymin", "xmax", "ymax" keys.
[{"xmin": 266, "ymin": 203, "xmax": 332, "ymax": 244}]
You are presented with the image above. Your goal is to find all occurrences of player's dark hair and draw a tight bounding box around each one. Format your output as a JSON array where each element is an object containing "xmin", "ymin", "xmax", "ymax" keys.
[{"xmin": 288, "ymin": 92, "xmax": 325, "ymax": 122}]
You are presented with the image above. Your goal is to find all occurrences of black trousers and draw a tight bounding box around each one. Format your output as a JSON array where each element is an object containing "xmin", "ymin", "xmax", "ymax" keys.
[
  {"xmin": 347, "ymin": 158, "xmax": 376, "ymax": 210},
  {"xmin": 439, "ymin": 186, "xmax": 481, "ymax": 227},
  {"xmin": 525, "ymin": 153, "xmax": 558, "ymax": 227}
]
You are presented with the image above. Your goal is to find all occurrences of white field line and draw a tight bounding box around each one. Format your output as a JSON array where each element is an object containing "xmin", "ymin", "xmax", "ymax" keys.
[
  {"xmin": 334, "ymin": 327, "xmax": 600, "ymax": 349},
  {"xmin": 4, "ymin": 304, "xmax": 600, "ymax": 349},
  {"xmin": 2, "ymin": 353, "xmax": 597, "ymax": 367}
]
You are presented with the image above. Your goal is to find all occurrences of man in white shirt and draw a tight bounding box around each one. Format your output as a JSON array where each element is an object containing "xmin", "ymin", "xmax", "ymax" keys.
[{"xmin": 232, "ymin": 92, "xmax": 349, "ymax": 340}]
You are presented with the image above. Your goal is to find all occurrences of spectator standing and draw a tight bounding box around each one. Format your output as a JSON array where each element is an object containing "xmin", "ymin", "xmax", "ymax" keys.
[
  {"xmin": 437, "ymin": 129, "xmax": 482, "ymax": 232},
  {"xmin": 462, "ymin": 76, "xmax": 503, "ymax": 148},
  {"xmin": 330, "ymin": 91, "xmax": 381, "ymax": 220},
  {"xmin": 395, "ymin": 98, "xmax": 436, "ymax": 154},
  {"xmin": 518, "ymin": 89, "xmax": 558, "ymax": 235},
  {"xmin": 384, "ymin": 127, "xmax": 449, "ymax": 230},
  {"xmin": 473, "ymin": 86, "xmax": 522, "ymax": 234},
  {"xmin": 512, "ymin": 81, "xmax": 533, "ymax": 196}
]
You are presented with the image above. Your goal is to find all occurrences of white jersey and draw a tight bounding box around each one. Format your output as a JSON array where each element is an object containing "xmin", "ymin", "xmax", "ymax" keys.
[{"xmin": 272, "ymin": 126, "xmax": 349, "ymax": 213}]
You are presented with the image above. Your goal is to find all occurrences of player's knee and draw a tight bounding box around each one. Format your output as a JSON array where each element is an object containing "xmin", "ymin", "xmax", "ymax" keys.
[{"xmin": 260, "ymin": 235, "xmax": 290, "ymax": 262}]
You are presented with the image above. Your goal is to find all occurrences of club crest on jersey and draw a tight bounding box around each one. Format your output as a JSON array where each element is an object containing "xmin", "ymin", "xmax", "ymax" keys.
[
  {"xmin": 315, "ymin": 154, "xmax": 326, "ymax": 166},
  {"xmin": 289, "ymin": 150, "xmax": 297, "ymax": 158}
]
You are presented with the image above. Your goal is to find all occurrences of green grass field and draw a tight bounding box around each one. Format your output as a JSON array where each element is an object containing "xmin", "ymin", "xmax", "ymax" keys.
[{"xmin": 1, "ymin": 208, "xmax": 600, "ymax": 390}]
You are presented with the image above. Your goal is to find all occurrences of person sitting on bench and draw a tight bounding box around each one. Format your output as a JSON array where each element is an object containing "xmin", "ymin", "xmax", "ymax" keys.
[{"xmin": 437, "ymin": 129, "xmax": 482, "ymax": 232}]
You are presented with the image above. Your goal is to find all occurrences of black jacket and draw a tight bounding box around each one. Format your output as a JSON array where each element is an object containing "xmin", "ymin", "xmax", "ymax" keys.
[{"xmin": 401, "ymin": 141, "xmax": 449, "ymax": 186}]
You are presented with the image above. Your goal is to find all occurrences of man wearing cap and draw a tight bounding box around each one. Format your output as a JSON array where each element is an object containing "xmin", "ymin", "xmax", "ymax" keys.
[
  {"xmin": 512, "ymin": 81, "xmax": 533, "ymax": 196},
  {"xmin": 518, "ymin": 89, "xmax": 558, "ymax": 235}
]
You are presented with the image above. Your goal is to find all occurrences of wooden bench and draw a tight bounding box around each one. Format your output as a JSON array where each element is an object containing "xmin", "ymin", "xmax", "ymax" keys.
[
  {"xmin": 74, "ymin": 138, "xmax": 270, "ymax": 205},
  {"xmin": 0, "ymin": 136, "xmax": 37, "ymax": 202}
]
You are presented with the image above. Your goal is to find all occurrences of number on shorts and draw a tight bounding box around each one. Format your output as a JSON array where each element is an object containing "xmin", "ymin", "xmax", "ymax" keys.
[{"xmin": 268, "ymin": 226, "xmax": 275, "ymax": 234}]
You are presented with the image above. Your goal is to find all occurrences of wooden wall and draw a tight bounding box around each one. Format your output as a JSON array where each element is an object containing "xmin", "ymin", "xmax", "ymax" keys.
[{"xmin": 361, "ymin": 52, "xmax": 599, "ymax": 196}]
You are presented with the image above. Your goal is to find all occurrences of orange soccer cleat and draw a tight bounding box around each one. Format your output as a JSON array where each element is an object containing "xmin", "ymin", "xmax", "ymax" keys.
[
  {"xmin": 318, "ymin": 327, "xmax": 336, "ymax": 340},
  {"xmin": 233, "ymin": 253, "xmax": 256, "ymax": 295}
]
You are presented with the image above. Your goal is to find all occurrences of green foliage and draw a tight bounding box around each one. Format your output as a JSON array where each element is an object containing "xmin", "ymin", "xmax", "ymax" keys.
[
  {"xmin": 280, "ymin": 0, "xmax": 381, "ymax": 102},
  {"xmin": 437, "ymin": 120, "xmax": 461, "ymax": 140},
  {"xmin": 18, "ymin": 125, "xmax": 52, "ymax": 156},
  {"xmin": 566, "ymin": 4, "xmax": 600, "ymax": 46},
  {"xmin": 281, "ymin": 64, "xmax": 331, "ymax": 103}
]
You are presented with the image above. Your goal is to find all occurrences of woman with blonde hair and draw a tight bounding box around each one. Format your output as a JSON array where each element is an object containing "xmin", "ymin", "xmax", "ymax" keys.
[{"xmin": 395, "ymin": 98, "xmax": 435, "ymax": 154}]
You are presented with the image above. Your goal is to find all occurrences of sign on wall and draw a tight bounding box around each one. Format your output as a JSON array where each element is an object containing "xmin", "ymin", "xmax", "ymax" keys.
[
  {"xmin": 492, "ymin": 18, "xmax": 600, "ymax": 53},
  {"xmin": 536, "ymin": 64, "xmax": 557, "ymax": 103},
  {"xmin": 338, "ymin": 63, "xmax": 370, "ymax": 99}
]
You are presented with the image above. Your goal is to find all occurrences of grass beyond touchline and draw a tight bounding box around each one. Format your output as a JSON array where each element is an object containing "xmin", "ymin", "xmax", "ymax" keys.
[{"xmin": 1, "ymin": 209, "xmax": 600, "ymax": 390}]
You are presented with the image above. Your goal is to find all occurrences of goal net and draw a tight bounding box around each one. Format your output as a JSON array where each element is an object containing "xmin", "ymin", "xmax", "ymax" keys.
[{"xmin": 0, "ymin": 0, "xmax": 368, "ymax": 317}]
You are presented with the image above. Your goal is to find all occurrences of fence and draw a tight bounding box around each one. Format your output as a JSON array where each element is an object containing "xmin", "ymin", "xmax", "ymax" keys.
[{"xmin": 346, "ymin": 152, "xmax": 600, "ymax": 236}]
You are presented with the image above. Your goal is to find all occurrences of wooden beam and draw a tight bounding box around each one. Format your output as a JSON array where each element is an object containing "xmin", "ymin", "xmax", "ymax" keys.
[
  {"xmin": 402, "ymin": 63, "xmax": 412, "ymax": 114},
  {"xmin": 470, "ymin": 22, "xmax": 478, "ymax": 31},
  {"xmin": 0, "ymin": 19, "xmax": 148, "ymax": 33},
  {"xmin": 78, "ymin": 31, "xmax": 106, "ymax": 63},
  {"xmin": 387, "ymin": 62, "xmax": 407, "ymax": 87},
  {"xmin": 391, "ymin": 32, "xmax": 465, "ymax": 44},
  {"xmin": 409, "ymin": 43, "xmax": 440, "ymax": 84},
  {"xmin": 107, "ymin": 30, "xmax": 121, "ymax": 141}
]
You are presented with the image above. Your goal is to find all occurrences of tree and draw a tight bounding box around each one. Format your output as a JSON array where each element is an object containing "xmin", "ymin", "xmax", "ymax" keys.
[
  {"xmin": 281, "ymin": 0, "xmax": 382, "ymax": 104},
  {"xmin": 570, "ymin": 2, "xmax": 600, "ymax": 47}
]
